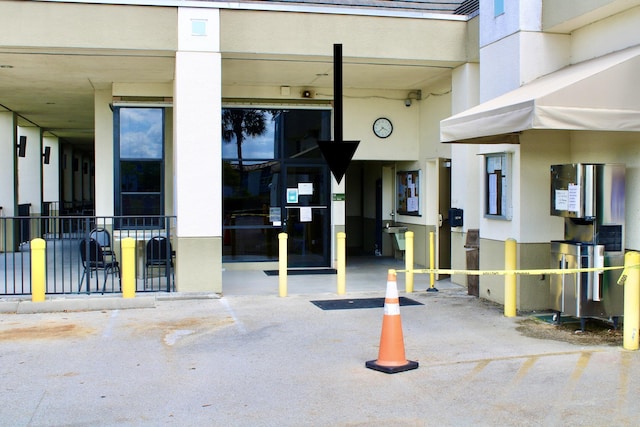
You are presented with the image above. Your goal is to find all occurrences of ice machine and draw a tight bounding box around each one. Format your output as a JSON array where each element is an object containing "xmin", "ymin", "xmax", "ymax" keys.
[{"xmin": 549, "ymin": 164, "xmax": 625, "ymax": 326}]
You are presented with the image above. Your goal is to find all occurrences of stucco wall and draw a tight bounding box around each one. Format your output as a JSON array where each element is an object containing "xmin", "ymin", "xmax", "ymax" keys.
[{"xmin": 0, "ymin": 112, "xmax": 15, "ymax": 217}]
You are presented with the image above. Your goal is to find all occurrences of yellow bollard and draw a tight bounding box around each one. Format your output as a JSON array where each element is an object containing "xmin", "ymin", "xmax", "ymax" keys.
[
  {"xmin": 121, "ymin": 237, "xmax": 136, "ymax": 298},
  {"xmin": 623, "ymin": 251, "xmax": 640, "ymax": 351},
  {"xmin": 504, "ymin": 238, "xmax": 517, "ymax": 317},
  {"xmin": 30, "ymin": 238, "xmax": 46, "ymax": 302},
  {"xmin": 405, "ymin": 231, "xmax": 414, "ymax": 293},
  {"xmin": 337, "ymin": 232, "xmax": 346, "ymax": 295},
  {"xmin": 278, "ymin": 233, "xmax": 288, "ymax": 297},
  {"xmin": 427, "ymin": 232, "xmax": 438, "ymax": 292}
]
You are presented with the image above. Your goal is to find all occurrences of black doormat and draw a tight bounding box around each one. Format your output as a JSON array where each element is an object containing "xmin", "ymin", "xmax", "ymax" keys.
[
  {"xmin": 264, "ymin": 269, "xmax": 337, "ymax": 276},
  {"xmin": 311, "ymin": 297, "xmax": 423, "ymax": 310}
]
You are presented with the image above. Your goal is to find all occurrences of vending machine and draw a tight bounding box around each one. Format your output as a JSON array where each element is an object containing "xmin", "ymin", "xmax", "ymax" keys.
[{"xmin": 549, "ymin": 164, "xmax": 625, "ymax": 326}]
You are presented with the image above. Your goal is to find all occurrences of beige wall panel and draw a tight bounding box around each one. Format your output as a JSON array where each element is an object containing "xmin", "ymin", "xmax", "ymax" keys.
[
  {"xmin": 451, "ymin": 230, "xmax": 467, "ymax": 286},
  {"xmin": 543, "ymin": 0, "xmax": 640, "ymax": 33},
  {"xmin": 349, "ymin": 98, "xmax": 419, "ymax": 161},
  {"xmin": 571, "ymin": 5, "xmax": 640, "ymax": 62},
  {"xmin": 419, "ymin": 87, "xmax": 452, "ymax": 160},
  {"xmin": 519, "ymin": 130, "xmax": 569, "ymax": 243},
  {"xmin": 568, "ymin": 131, "xmax": 640, "ymax": 250},
  {"xmin": 478, "ymin": 238, "xmax": 505, "ymax": 304},
  {"xmin": 175, "ymin": 237, "xmax": 222, "ymax": 293},
  {"xmin": 0, "ymin": 1, "xmax": 177, "ymax": 51},
  {"xmin": 479, "ymin": 238, "xmax": 553, "ymax": 311},
  {"xmin": 220, "ymin": 10, "xmax": 467, "ymax": 63},
  {"xmin": 517, "ymin": 242, "xmax": 551, "ymax": 311}
]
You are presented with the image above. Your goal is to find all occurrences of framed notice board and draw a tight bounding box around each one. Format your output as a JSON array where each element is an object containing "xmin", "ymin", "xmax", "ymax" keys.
[{"xmin": 397, "ymin": 170, "xmax": 420, "ymax": 216}]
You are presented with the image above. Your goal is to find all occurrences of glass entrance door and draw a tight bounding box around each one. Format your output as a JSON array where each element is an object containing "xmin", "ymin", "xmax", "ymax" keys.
[{"xmin": 283, "ymin": 164, "xmax": 330, "ymax": 267}]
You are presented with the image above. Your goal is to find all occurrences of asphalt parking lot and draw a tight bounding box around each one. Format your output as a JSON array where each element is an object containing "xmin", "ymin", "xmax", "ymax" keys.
[{"xmin": 2, "ymin": 274, "xmax": 640, "ymax": 426}]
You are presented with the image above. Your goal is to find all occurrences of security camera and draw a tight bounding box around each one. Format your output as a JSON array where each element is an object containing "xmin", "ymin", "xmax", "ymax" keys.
[{"xmin": 405, "ymin": 98, "xmax": 412, "ymax": 107}]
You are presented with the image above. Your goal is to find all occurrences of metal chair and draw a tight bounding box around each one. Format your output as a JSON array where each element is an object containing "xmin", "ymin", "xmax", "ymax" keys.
[
  {"xmin": 89, "ymin": 228, "xmax": 114, "ymax": 260},
  {"xmin": 145, "ymin": 236, "xmax": 175, "ymax": 291},
  {"xmin": 79, "ymin": 238, "xmax": 120, "ymax": 294}
]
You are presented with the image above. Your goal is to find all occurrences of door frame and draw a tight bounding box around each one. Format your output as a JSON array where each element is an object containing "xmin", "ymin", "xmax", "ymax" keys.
[
  {"xmin": 282, "ymin": 161, "xmax": 331, "ymax": 268},
  {"xmin": 426, "ymin": 157, "xmax": 452, "ymax": 279}
]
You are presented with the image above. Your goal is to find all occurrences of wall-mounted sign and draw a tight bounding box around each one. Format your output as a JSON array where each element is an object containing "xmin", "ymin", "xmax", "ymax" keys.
[
  {"xmin": 287, "ymin": 188, "xmax": 299, "ymax": 204},
  {"xmin": 397, "ymin": 170, "xmax": 420, "ymax": 216},
  {"xmin": 333, "ymin": 193, "xmax": 345, "ymax": 201}
]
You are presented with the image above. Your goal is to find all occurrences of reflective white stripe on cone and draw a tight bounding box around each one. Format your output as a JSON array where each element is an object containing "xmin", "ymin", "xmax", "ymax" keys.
[{"xmin": 366, "ymin": 270, "xmax": 419, "ymax": 374}]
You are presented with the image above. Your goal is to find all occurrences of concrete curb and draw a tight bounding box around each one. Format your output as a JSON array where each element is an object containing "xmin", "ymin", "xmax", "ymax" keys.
[
  {"xmin": 155, "ymin": 292, "xmax": 221, "ymax": 301},
  {"xmin": 0, "ymin": 296, "xmax": 157, "ymax": 314},
  {"xmin": 0, "ymin": 292, "xmax": 222, "ymax": 314}
]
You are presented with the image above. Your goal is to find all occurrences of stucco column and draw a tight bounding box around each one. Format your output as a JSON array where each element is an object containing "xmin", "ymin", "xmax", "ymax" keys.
[
  {"xmin": 17, "ymin": 125, "xmax": 42, "ymax": 215},
  {"xmin": 42, "ymin": 134, "xmax": 60, "ymax": 213},
  {"xmin": 449, "ymin": 63, "xmax": 480, "ymax": 288},
  {"xmin": 173, "ymin": 8, "xmax": 222, "ymax": 293},
  {"xmin": 0, "ymin": 112, "xmax": 16, "ymax": 251},
  {"xmin": 0, "ymin": 112, "xmax": 15, "ymax": 215},
  {"xmin": 94, "ymin": 88, "xmax": 114, "ymax": 217}
]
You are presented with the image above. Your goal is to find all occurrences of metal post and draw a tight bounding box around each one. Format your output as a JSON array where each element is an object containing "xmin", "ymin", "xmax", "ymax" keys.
[
  {"xmin": 427, "ymin": 231, "xmax": 438, "ymax": 292},
  {"xmin": 279, "ymin": 233, "xmax": 288, "ymax": 297},
  {"xmin": 31, "ymin": 238, "xmax": 46, "ymax": 302},
  {"xmin": 504, "ymin": 238, "xmax": 517, "ymax": 317},
  {"xmin": 624, "ymin": 251, "xmax": 640, "ymax": 350},
  {"xmin": 337, "ymin": 232, "xmax": 346, "ymax": 295},
  {"xmin": 405, "ymin": 231, "xmax": 414, "ymax": 293},
  {"xmin": 122, "ymin": 237, "xmax": 136, "ymax": 298}
]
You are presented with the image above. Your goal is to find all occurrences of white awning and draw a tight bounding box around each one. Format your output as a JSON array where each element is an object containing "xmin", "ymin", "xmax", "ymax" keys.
[{"xmin": 440, "ymin": 45, "xmax": 640, "ymax": 143}]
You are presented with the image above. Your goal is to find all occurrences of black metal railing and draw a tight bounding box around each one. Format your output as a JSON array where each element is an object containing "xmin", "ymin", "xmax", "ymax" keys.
[{"xmin": 0, "ymin": 215, "xmax": 177, "ymax": 296}]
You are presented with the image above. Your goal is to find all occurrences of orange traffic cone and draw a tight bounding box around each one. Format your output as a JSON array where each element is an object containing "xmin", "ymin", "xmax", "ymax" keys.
[{"xmin": 366, "ymin": 270, "xmax": 419, "ymax": 374}]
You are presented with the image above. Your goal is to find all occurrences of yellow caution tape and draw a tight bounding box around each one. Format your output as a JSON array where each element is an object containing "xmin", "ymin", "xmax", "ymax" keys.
[
  {"xmin": 616, "ymin": 264, "xmax": 640, "ymax": 285},
  {"xmin": 395, "ymin": 265, "xmax": 629, "ymax": 277},
  {"xmin": 393, "ymin": 264, "xmax": 640, "ymax": 287}
]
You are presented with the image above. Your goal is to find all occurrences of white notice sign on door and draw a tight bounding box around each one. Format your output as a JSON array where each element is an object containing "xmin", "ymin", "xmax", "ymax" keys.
[
  {"xmin": 300, "ymin": 207, "xmax": 312, "ymax": 222},
  {"xmin": 298, "ymin": 183, "xmax": 313, "ymax": 195}
]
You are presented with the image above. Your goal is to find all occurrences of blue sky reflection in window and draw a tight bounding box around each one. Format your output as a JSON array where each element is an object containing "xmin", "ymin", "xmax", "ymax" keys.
[{"xmin": 120, "ymin": 108, "xmax": 163, "ymax": 159}]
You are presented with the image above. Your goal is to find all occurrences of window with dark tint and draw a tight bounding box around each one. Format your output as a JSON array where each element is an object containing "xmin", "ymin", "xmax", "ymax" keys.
[
  {"xmin": 222, "ymin": 108, "xmax": 331, "ymax": 261},
  {"xmin": 115, "ymin": 107, "xmax": 164, "ymax": 221}
]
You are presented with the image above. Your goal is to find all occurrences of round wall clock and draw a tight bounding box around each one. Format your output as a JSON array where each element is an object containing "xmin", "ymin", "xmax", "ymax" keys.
[{"xmin": 373, "ymin": 117, "xmax": 393, "ymax": 138}]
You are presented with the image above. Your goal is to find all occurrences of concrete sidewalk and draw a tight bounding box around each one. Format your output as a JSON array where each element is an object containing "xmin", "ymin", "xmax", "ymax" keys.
[{"xmin": 1, "ymin": 263, "xmax": 639, "ymax": 426}]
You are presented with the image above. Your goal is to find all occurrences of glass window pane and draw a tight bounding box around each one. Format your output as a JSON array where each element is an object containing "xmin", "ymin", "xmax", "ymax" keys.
[
  {"xmin": 223, "ymin": 228, "xmax": 279, "ymax": 261},
  {"xmin": 223, "ymin": 160, "xmax": 281, "ymax": 221},
  {"xmin": 121, "ymin": 193, "xmax": 162, "ymax": 216},
  {"xmin": 120, "ymin": 108, "xmax": 163, "ymax": 159},
  {"xmin": 120, "ymin": 161, "xmax": 162, "ymax": 192},
  {"xmin": 222, "ymin": 109, "xmax": 277, "ymax": 160},
  {"xmin": 282, "ymin": 110, "xmax": 331, "ymax": 159},
  {"xmin": 221, "ymin": 109, "xmax": 331, "ymax": 160}
]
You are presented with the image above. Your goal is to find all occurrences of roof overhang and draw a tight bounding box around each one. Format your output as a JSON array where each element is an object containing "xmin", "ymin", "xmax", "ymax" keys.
[{"xmin": 440, "ymin": 44, "xmax": 640, "ymax": 143}]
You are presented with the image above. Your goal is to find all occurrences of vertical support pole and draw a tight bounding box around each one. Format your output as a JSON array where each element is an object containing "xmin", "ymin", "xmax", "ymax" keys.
[
  {"xmin": 504, "ymin": 238, "xmax": 517, "ymax": 317},
  {"xmin": 337, "ymin": 232, "xmax": 346, "ymax": 295},
  {"xmin": 333, "ymin": 44, "xmax": 343, "ymax": 143},
  {"xmin": 31, "ymin": 238, "xmax": 46, "ymax": 302},
  {"xmin": 122, "ymin": 237, "xmax": 136, "ymax": 299},
  {"xmin": 427, "ymin": 231, "xmax": 438, "ymax": 291},
  {"xmin": 279, "ymin": 232, "xmax": 288, "ymax": 297},
  {"xmin": 624, "ymin": 251, "xmax": 640, "ymax": 350},
  {"xmin": 405, "ymin": 231, "xmax": 414, "ymax": 293}
]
